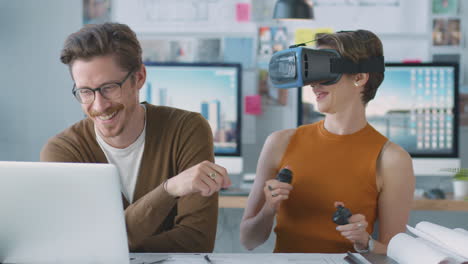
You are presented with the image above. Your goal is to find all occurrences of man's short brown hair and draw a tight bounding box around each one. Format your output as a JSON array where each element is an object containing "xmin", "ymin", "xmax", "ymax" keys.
[
  {"xmin": 316, "ymin": 30, "xmax": 384, "ymax": 105},
  {"xmin": 60, "ymin": 22, "xmax": 142, "ymax": 73}
]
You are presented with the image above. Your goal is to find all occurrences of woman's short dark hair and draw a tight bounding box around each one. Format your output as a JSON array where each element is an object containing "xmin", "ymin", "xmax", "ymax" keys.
[{"xmin": 316, "ymin": 30, "xmax": 385, "ymax": 105}]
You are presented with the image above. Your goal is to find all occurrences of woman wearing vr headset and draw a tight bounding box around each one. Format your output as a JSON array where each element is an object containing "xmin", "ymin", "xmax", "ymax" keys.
[{"xmin": 240, "ymin": 30, "xmax": 415, "ymax": 254}]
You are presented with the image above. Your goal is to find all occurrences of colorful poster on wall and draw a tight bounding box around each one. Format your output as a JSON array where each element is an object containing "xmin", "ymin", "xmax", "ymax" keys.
[
  {"xmin": 83, "ymin": 0, "xmax": 111, "ymax": 24},
  {"xmin": 432, "ymin": 0, "xmax": 458, "ymax": 15},
  {"xmin": 432, "ymin": 18, "xmax": 461, "ymax": 46},
  {"xmin": 257, "ymin": 26, "xmax": 288, "ymax": 60},
  {"xmin": 257, "ymin": 26, "xmax": 289, "ymax": 106}
]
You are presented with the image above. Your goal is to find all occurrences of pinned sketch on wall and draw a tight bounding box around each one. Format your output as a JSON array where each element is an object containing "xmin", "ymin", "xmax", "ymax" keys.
[
  {"xmin": 432, "ymin": 0, "xmax": 458, "ymax": 15},
  {"xmin": 313, "ymin": 0, "xmax": 400, "ymax": 7},
  {"xmin": 140, "ymin": 38, "xmax": 221, "ymax": 63},
  {"xmin": 257, "ymin": 26, "xmax": 288, "ymax": 60},
  {"xmin": 138, "ymin": 0, "xmax": 212, "ymax": 23},
  {"xmin": 311, "ymin": 0, "xmax": 428, "ymax": 34},
  {"xmin": 169, "ymin": 40, "xmax": 195, "ymax": 62},
  {"xmin": 432, "ymin": 18, "xmax": 461, "ymax": 46},
  {"xmin": 196, "ymin": 39, "xmax": 221, "ymax": 62},
  {"xmin": 251, "ymin": 0, "xmax": 275, "ymax": 22},
  {"xmin": 83, "ymin": 0, "xmax": 111, "ymax": 24},
  {"xmin": 114, "ymin": 0, "xmax": 254, "ymax": 33}
]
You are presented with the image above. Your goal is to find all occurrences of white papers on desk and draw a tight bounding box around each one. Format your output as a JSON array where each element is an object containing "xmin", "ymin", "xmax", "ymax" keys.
[
  {"xmin": 154, "ymin": 253, "xmax": 348, "ymax": 264},
  {"xmin": 454, "ymin": 228, "xmax": 468, "ymax": 237},
  {"xmin": 409, "ymin": 222, "xmax": 468, "ymax": 259},
  {"xmin": 387, "ymin": 221, "xmax": 468, "ymax": 264}
]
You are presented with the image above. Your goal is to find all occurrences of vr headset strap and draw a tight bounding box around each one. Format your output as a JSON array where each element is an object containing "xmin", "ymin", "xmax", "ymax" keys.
[{"xmin": 330, "ymin": 56, "xmax": 385, "ymax": 73}]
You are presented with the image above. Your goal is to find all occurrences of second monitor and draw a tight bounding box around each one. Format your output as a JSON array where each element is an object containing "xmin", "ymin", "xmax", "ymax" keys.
[
  {"xmin": 298, "ymin": 63, "xmax": 460, "ymax": 176},
  {"xmin": 140, "ymin": 62, "xmax": 243, "ymax": 173}
]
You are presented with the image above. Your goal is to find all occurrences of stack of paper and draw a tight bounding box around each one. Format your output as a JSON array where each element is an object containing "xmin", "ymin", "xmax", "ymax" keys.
[{"xmin": 387, "ymin": 221, "xmax": 468, "ymax": 264}]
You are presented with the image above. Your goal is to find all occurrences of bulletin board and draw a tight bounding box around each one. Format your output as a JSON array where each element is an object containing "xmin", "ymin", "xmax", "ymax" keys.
[
  {"xmin": 113, "ymin": 0, "xmax": 256, "ymax": 33},
  {"xmin": 311, "ymin": 0, "xmax": 429, "ymax": 34}
]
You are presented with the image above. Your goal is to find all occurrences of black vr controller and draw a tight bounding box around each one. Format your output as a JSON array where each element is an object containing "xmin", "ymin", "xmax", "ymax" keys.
[
  {"xmin": 332, "ymin": 205, "xmax": 352, "ymax": 225},
  {"xmin": 276, "ymin": 168, "xmax": 293, "ymax": 184}
]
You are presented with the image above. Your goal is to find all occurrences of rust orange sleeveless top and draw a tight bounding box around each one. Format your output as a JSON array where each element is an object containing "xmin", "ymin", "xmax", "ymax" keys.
[{"xmin": 274, "ymin": 120, "xmax": 387, "ymax": 253}]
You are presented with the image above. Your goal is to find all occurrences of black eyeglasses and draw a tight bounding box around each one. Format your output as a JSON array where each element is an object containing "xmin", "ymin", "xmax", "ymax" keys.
[{"xmin": 72, "ymin": 71, "xmax": 133, "ymax": 104}]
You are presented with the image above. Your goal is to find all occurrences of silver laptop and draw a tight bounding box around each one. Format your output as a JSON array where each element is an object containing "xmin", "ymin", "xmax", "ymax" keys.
[{"xmin": 0, "ymin": 161, "xmax": 129, "ymax": 264}]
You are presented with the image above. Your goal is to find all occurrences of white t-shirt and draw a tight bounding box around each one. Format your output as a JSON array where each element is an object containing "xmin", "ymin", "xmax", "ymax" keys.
[{"xmin": 95, "ymin": 107, "xmax": 146, "ymax": 203}]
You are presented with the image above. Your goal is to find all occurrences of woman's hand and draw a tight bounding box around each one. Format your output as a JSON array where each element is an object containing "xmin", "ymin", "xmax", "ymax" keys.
[
  {"xmin": 263, "ymin": 179, "xmax": 293, "ymax": 213},
  {"xmin": 334, "ymin": 201, "xmax": 370, "ymax": 250}
]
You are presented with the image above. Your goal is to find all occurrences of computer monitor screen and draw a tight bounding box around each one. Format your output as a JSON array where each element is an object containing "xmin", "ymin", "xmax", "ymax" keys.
[
  {"xmin": 367, "ymin": 63, "xmax": 459, "ymax": 157},
  {"xmin": 140, "ymin": 63, "xmax": 242, "ymax": 157},
  {"xmin": 298, "ymin": 63, "xmax": 459, "ymax": 174}
]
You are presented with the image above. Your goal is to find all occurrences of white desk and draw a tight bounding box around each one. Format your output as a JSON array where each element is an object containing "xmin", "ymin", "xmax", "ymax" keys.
[{"xmin": 130, "ymin": 253, "xmax": 397, "ymax": 264}]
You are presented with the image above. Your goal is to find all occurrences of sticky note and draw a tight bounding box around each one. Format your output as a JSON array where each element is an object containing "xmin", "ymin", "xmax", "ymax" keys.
[
  {"xmin": 294, "ymin": 28, "xmax": 334, "ymax": 46},
  {"xmin": 245, "ymin": 95, "xmax": 262, "ymax": 115},
  {"xmin": 295, "ymin": 28, "xmax": 314, "ymax": 46},
  {"xmin": 236, "ymin": 3, "xmax": 251, "ymax": 22}
]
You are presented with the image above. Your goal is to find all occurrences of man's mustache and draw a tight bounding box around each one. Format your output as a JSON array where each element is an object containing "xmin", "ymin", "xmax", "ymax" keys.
[{"xmin": 88, "ymin": 104, "xmax": 124, "ymax": 117}]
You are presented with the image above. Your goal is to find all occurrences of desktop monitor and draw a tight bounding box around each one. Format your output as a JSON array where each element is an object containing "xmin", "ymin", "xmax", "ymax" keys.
[
  {"xmin": 298, "ymin": 63, "xmax": 460, "ymax": 176},
  {"xmin": 140, "ymin": 62, "xmax": 243, "ymax": 173}
]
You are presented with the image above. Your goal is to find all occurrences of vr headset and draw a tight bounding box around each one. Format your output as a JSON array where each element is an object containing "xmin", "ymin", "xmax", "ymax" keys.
[{"xmin": 268, "ymin": 45, "xmax": 385, "ymax": 89}]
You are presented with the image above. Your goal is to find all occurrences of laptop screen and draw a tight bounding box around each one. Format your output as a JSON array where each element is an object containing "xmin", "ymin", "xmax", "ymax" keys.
[{"xmin": 0, "ymin": 162, "xmax": 129, "ymax": 264}]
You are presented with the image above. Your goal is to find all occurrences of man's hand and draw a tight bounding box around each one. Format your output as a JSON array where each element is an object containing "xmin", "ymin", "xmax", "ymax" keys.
[{"xmin": 165, "ymin": 161, "xmax": 231, "ymax": 197}]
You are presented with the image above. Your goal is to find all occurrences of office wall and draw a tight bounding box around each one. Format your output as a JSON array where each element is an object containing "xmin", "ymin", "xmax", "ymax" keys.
[
  {"xmin": 1, "ymin": 0, "xmax": 466, "ymax": 169},
  {"xmin": 0, "ymin": 0, "xmax": 83, "ymax": 161}
]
